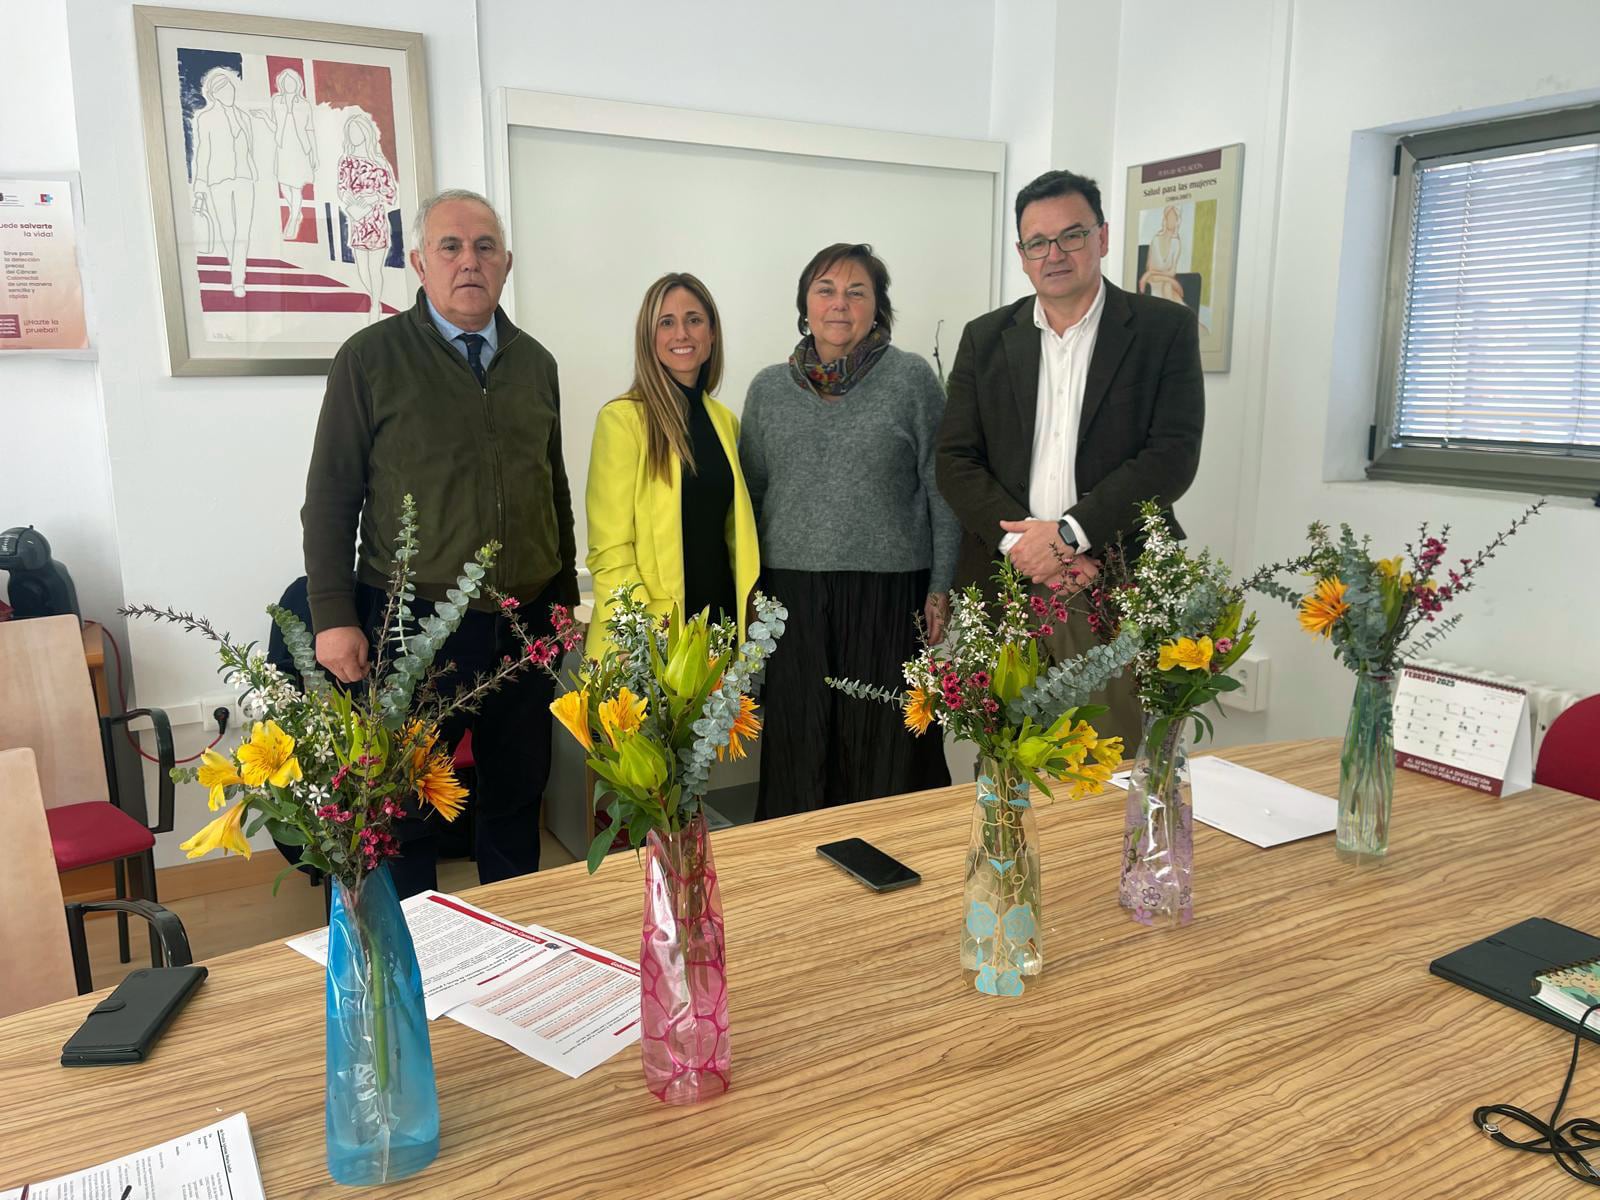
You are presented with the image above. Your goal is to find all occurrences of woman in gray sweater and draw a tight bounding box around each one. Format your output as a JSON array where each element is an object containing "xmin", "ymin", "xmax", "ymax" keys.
[{"xmin": 740, "ymin": 243, "xmax": 960, "ymax": 818}]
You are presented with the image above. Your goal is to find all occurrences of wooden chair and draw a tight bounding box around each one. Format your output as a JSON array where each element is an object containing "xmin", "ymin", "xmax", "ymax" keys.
[
  {"xmin": 0, "ymin": 748, "xmax": 192, "ymax": 1016},
  {"xmin": 0, "ymin": 615, "xmax": 175, "ymax": 966}
]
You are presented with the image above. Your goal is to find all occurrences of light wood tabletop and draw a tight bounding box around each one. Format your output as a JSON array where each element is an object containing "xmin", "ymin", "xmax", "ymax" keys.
[{"xmin": 3, "ymin": 739, "xmax": 1597, "ymax": 1199}]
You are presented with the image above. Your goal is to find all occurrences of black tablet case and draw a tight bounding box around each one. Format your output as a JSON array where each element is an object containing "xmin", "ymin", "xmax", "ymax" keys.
[{"xmin": 1430, "ymin": 918, "xmax": 1600, "ymax": 1044}]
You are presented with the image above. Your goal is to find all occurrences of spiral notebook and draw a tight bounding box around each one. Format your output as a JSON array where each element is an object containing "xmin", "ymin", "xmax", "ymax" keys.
[
  {"xmin": 1535, "ymin": 956, "xmax": 1600, "ymax": 1029},
  {"xmin": 1430, "ymin": 918, "xmax": 1600, "ymax": 1043}
]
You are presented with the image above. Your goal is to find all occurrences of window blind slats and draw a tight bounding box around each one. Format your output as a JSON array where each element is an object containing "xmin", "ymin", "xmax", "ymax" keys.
[{"xmin": 1393, "ymin": 139, "xmax": 1600, "ymax": 452}]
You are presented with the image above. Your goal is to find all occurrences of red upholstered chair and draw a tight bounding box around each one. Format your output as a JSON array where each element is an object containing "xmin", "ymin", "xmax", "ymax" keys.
[
  {"xmin": 0, "ymin": 615, "xmax": 175, "ymax": 966},
  {"xmin": 1535, "ymin": 696, "xmax": 1600, "ymax": 801}
]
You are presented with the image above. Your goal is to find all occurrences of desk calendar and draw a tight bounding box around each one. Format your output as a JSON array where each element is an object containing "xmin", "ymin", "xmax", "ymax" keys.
[{"xmin": 1393, "ymin": 664, "xmax": 1532, "ymax": 797}]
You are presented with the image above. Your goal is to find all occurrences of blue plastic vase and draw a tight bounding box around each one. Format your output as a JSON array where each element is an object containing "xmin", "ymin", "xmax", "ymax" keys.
[{"xmin": 325, "ymin": 863, "xmax": 440, "ymax": 1185}]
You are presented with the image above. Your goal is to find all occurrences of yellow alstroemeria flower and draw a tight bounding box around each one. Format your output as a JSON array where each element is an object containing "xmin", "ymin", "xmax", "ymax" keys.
[
  {"xmin": 903, "ymin": 687, "xmax": 935, "ymax": 736},
  {"xmin": 236, "ymin": 720, "xmax": 303, "ymax": 789},
  {"xmin": 196, "ymin": 747, "xmax": 245, "ymax": 811},
  {"xmin": 550, "ymin": 688, "xmax": 592, "ymax": 750},
  {"xmin": 598, "ymin": 687, "xmax": 648, "ymax": 748},
  {"xmin": 415, "ymin": 752, "xmax": 468, "ymax": 822},
  {"xmin": 1298, "ymin": 577, "xmax": 1350, "ymax": 637},
  {"xmin": 1158, "ymin": 636, "xmax": 1214, "ymax": 673},
  {"xmin": 1092, "ymin": 734, "xmax": 1125, "ymax": 768},
  {"xmin": 1375, "ymin": 555, "xmax": 1405, "ymax": 581},
  {"xmin": 180, "ymin": 801, "xmax": 252, "ymax": 860},
  {"xmin": 718, "ymin": 695, "xmax": 762, "ymax": 762}
]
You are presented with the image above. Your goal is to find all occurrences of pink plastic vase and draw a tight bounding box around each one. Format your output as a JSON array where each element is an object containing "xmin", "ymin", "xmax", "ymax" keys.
[{"xmin": 639, "ymin": 810, "xmax": 730, "ymax": 1103}]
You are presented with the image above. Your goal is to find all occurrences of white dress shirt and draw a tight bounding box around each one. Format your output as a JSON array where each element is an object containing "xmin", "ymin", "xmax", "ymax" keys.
[{"xmin": 999, "ymin": 281, "xmax": 1104, "ymax": 557}]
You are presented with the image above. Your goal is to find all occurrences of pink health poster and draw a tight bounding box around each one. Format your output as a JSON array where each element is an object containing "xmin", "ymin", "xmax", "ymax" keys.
[{"xmin": 0, "ymin": 179, "xmax": 88, "ymax": 350}]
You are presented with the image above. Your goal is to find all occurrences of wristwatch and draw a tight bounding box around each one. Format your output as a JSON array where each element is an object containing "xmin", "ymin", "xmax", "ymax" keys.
[{"xmin": 1056, "ymin": 519, "xmax": 1078, "ymax": 551}]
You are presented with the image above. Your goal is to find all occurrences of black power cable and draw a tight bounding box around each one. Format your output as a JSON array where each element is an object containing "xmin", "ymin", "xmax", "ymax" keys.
[{"xmin": 1474, "ymin": 1001, "xmax": 1600, "ymax": 1185}]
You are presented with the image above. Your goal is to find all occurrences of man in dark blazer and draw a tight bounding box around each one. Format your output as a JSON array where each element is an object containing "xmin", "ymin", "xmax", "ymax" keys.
[{"xmin": 937, "ymin": 168, "xmax": 1204, "ymax": 744}]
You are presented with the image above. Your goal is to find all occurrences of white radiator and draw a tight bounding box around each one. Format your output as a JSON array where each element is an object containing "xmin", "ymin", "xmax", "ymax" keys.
[{"xmin": 1411, "ymin": 657, "xmax": 1589, "ymax": 760}]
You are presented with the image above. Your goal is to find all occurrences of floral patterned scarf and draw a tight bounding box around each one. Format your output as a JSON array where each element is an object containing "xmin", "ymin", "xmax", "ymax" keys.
[{"xmin": 788, "ymin": 325, "xmax": 892, "ymax": 397}]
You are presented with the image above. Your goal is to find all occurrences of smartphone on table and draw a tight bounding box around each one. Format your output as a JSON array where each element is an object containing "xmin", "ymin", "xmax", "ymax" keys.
[{"xmin": 817, "ymin": 838, "xmax": 921, "ymax": 893}]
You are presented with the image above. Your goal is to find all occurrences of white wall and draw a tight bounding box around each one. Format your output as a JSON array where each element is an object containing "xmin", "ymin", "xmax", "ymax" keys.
[
  {"xmin": 1104, "ymin": 0, "xmax": 1600, "ymax": 747},
  {"xmin": 475, "ymin": 1, "xmax": 997, "ymax": 141},
  {"xmin": 0, "ymin": 0, "xmax": 124, "ymax": 630}
]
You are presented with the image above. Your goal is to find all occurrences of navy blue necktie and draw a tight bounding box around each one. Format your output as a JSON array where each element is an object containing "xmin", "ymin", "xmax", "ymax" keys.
[{"xmin": 458, "ymin": 332, "xmax": 487, "ymax": 388}]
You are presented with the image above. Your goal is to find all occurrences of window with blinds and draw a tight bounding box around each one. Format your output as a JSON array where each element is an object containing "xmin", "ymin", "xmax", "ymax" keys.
[{"xmin": 1372, "ymin": 106, "xmax": 1600, "ymax": 496}]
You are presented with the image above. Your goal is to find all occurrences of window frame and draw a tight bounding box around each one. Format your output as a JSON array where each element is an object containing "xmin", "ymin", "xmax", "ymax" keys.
[{"xmin": 1370, "ymin": 103, "xmax": 1600, "ymax": 499}]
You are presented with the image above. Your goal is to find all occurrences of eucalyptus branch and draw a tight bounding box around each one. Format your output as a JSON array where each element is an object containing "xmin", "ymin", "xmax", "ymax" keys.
[
  {"xmin": 267, "ymin": 603, "xmax": 331, "ymax": 697},
  {"xmin": 1009, "ymin": 627, "xmax": 1140, "ymax": 724},
  {"xmin": 826, "ymin": 677, "xmax": 905, "ymax": 706}
]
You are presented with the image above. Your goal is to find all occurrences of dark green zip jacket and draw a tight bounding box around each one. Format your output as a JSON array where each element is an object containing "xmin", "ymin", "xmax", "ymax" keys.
[{"xmin": 301, "ymin": 289, "xmax": 580, "ymax": 632}]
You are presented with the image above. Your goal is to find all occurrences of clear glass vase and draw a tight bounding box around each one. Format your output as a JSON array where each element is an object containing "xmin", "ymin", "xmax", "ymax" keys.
[
  {"xmin": 961, "ymin": 755, "xmax": 1041, "ymax": 996},
  {"xmin": 1337, "ymin": 670, "xmax": 1395, "ymax": 863},
  {"xmin": 325, "ymin": 863, "xmax": 439, "ymax": 1186},
  {"xmin": 1119, "ymin": 714, "xmax": 1193, "ymax": 926},
  {"xmin": 640, "ymin": 809, "xmax": 730, "ymax": 1103}
]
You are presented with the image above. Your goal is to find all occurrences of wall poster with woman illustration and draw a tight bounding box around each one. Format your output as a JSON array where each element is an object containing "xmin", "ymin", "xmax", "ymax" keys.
[
  {"xmin": 1121, "ymin": 143, "xmax": 1242, "ymax": 372},
  {"xmin": 134, "ymin": 7, "xmax": 433, "ymax": 375}
]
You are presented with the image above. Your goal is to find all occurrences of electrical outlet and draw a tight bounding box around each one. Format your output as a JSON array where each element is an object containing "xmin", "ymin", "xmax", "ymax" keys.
[
  {"xmin": 1219, "ymin": 651, "xmax": 1269, "ymax": 713},
  {"xmin": 199, "ymin": 691, "xmax": 242, "ymax": 735}
]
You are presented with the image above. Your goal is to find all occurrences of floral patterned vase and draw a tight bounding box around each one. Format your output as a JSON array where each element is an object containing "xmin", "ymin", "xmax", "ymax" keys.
[
  {"xmin": 640, "ymin": 810, "xmax": 730, "ymax": 1103},
  {"xmin": 1119, "ymin": 715, "xmax": 1194, "ymax": 926},
  {"xmin": 325, "ymin": 863, "xmax": 439, "ymax": 1185},
  {"xmin": 961, "ymin": 756, "xmax": 1042, "ymax": 996}
]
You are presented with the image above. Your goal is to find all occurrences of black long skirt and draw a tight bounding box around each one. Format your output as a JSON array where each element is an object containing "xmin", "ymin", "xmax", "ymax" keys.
[{"xmin": 756, "ymin": 567, "xmax": 951, "ymax": 820}]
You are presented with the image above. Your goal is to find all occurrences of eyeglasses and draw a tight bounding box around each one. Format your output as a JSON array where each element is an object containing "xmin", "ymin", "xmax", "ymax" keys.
[{"xmin": 1019, "ymin": 224, "xmax": 1101, "ymax": 260}]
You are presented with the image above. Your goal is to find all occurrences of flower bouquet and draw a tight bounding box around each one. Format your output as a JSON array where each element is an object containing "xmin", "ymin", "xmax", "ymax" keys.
[
  {"xmin": 1253, "ymin": 501, "xmax": 1542, "ymax": 861},
  {"xmin": 545, "ymin": 585, "xmax": 785, "ymax": 1103},
  {"xmin": 1077, "ymin": 502, "xmax": 1262, "ymax": 926},
  {"xmin": 123, "ymin": 496, "xmax": 566, "ymax": 1185},
  {"xmin": 831, "ymin": 558, "xmax": 1137, "ymax": 996}
]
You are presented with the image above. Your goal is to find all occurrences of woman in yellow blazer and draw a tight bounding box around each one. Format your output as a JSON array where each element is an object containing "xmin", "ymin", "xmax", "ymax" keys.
[{"xmin": 586, "ymin": 272, "xmax": 759, "ymax": 658}]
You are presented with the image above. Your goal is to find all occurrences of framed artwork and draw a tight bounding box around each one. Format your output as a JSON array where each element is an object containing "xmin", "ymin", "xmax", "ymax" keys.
[
  {"xmin": 1121, "ymin": 143, "xmax": 1243, "ymax": 372},
  {"xmin": 134, "ymin": 6, "xmax": 433, "ymax": 376}
]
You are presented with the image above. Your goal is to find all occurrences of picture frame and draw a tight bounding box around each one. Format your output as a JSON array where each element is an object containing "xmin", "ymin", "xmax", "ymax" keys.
[
  {"xmin": 133, "ymin": 6, "xmax": 434, "ymax": 376},
  {"xmin": 1121, "ymin": 143, "xmax": 1243, "ymax": 373}
]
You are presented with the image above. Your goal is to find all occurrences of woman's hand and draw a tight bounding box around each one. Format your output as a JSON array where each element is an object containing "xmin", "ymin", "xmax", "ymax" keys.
[{"xmin": 924, "ymin": 591, "xmax": 950, "ymax": 644}]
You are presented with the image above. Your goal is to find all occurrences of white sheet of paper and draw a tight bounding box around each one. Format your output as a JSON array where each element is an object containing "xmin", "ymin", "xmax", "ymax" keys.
[
  {"xmin": 0, "ymin": 1112, "xmax": 264, "ymax": 1200},
  {"xmin": 1099, "ymin": 758, "xmax": 1335, "ymax": 847},
  {"xmin": 448, "ymin": 923, "xmax": 642, "ymax": 1079},
  {"xmin": 285, "ymin": 890, "xmax": 565, "ymax": 1020},
  {"xmin": 1188, "ymin": 756, "xmax": 1336, "ymax": 847}
]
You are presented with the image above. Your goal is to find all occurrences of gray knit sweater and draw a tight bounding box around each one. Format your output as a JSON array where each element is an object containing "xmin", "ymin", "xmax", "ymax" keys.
[{"xmin": 739, "ymin": 345, "xmax": 960, "ymax": 594}]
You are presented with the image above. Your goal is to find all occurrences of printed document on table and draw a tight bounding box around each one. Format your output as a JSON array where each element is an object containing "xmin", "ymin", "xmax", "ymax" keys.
[
  {"xmin": 285, "ymin": 890, "xmax": 565, "ymax": 1020},
  {"xmin": 449, "ymin": 923, "xmax": 642, "ymax": 1078},
  {"xmin": 0, "ymin": 1111, "xmax": 264, "ymax": 1200}
]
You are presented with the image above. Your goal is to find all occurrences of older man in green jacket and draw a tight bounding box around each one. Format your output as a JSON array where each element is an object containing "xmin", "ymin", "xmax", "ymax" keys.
[{"xmin": 301, "ymin": 188, "xmax": 578, "ymax": 898}]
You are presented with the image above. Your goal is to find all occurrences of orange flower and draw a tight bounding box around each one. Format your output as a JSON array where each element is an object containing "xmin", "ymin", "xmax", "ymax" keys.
[
  {"xmin": 718, "ymin": 695, "xmax": 762, "ymax": 761},
  {"xmin": 903, "ymin": 687, "xmax": 935, "ymax": 736},
  {"xmin": 405, "ymin": 720, "xmax": 441, "ymax": 774},
  {"xmin": 1298, "ymin": 577, "xmax": 1350, "ymax": 637},
  {"xmin": 415, "ymin": 752, "xmax": 468, "ymax": 821}
]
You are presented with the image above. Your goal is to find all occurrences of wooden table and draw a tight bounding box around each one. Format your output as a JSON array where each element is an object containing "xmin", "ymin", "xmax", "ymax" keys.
[{"xmin": 3, "ymin": 740, "xmax": 1597, "ymax": 1198}]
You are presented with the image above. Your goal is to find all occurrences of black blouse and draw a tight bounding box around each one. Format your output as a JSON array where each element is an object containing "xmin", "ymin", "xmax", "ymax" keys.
[{"xmin": 677, "ymin": 372, "xmax": 737, "ymax": 626}]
